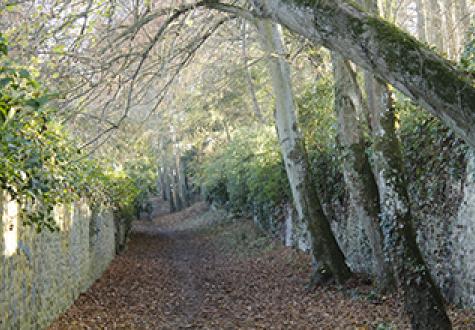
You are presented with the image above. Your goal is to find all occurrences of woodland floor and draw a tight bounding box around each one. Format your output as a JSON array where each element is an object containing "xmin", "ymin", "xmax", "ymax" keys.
[{"xmin": 49, "ymin": 200, "xmax": 475, "ymax": 329}]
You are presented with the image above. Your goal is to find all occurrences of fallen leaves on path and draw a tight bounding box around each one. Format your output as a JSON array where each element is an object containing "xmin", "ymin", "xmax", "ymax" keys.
[{"xmin": 49, "ymin": 202, "xmax": 475, "ymax": 329}]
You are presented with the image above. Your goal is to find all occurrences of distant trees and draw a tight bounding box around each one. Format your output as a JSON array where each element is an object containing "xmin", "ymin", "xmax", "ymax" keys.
[{"xmin": 2, "ymin": 0, "xmax": 474, "ymax": 329}]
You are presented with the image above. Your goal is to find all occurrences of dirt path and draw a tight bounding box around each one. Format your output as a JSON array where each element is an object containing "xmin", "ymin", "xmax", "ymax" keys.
[{"xmin": 49, "ymin": 201, "xmax": 474, "ymax": 329}]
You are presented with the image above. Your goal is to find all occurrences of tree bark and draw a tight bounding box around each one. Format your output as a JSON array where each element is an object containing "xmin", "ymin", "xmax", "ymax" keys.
[
  {"xmin": 415, "ymin": 0, "xmax": 427, "ymax": 43},
  {"xmin": 365, "ymin": 75, "xmax": 451, "ymax": 329},
  {"xmin": 332, "ymin": 53, "xmax": 394, "ymax": 291},
  {"xmin": 427, "ymin": 0, "xmax": 445, "ymax": 52},
  {"xmin": 245, "ymin": 0, "xmax": 475, "ymax": 149},
  {"xmin": 359, "ymin": 0, "xmax": 452, "ymax": 327},
  {"xmin": 256, "ymin": 17, "xmax": 352, "ymax": 284},
  {"xmin": 160, "ymin": 165, "xmax": 167, "ymax": 201},
  {"xmin": 171, "ymin": 124, "xmax": 184, "ymax": 211},
  {"xmin": 441, "ymin": 0, "xmax": 457, "ymax": 59}
]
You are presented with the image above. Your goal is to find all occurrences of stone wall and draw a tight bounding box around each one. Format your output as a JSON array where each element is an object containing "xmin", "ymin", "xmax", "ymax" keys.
[
  {"xmin": 253, "ymin": 183, "xmax": 475, "ymax": 307},
  {"xmin": 0, "ymin": 192, "xmax": 117, "ymax": 329}
]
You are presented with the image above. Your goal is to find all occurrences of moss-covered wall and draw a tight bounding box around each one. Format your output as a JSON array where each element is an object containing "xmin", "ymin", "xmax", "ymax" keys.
[{"xmin": 0, "ymin": 192, "xmax": 116, "ymax": 329}]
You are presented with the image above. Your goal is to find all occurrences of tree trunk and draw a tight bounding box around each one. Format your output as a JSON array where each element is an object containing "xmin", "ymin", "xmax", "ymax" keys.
[
  {"xmin": 415, "ymin": 0, "xmax": 427, "ymax": 42},
  {"xmin": 171, "ymin": 124, "xmax": 183, "ymax": 211},
  {"xmin": 365, "ymin": 75, "xmax": 451, "ymax": 329},
  {"xmin": 170, "ymin": 169, "xmax": 180, "ymax": 213},
  {"xmin": 165, "ymin": 166, "xmax": 171, "ymax": 202},
  {"xmin": 240, "ymin": 0, "xmax": 475, "ymax": 149},
  {"xmin": 160, "ymin": 165, "xmax": 167, "ymax": 201},
  {"xmin": 360, "ymin": 0, "xmax": 452, "ymax": 327},
  {"xmin": 332, "ymin": 53, "xmax": 394, "ymax": 291},
  {"xmin": 441, "ymin": 0, "xmax": 457, "ymax": 59},
  {"xmin": 256, "ymin": 17, "xmax": 352, "ymax": 284},
  {"xmin": 242, "ymin": 20, "xmax": 266, "ymax": 124},
  {"xmin": 178, "ymin": 155, "xmax": 189, "ymax": 207},
  {"xmin": 427, "ymin": 0, "xmax": 445, "ymax": 52}
]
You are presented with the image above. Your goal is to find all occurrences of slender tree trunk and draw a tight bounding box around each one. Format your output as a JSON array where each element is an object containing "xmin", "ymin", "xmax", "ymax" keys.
[
  {"xmin": 169, "ymin": 171, "xmax": 176, "ymax": 213},
  {"xmin": 332, "ymin": 53, "xmax": 394, "ymax": 291},
  {"xmin": 160, "ymin": 165, "xmax": 167, "ymax": 201},
  {"xmin": 163, "ymin": 164, "xmax": 175, "ymax": 213},
  {"xmin": 441, "ymin": 0, "xmax": 457, "ymax": 59},
  {"xmin": 178, "ymin": 155, "xmax": 189, "ymax": 207},
  {"xmin": 171, "ymin": 124, "xmax": 183, "ymax": 211},
  {"xmin": 427, "ymin": 0, "xmax": 445, "ymax": 52},
  {"xmin": 256, "ymin": 17, "xmax": 351, "ymax": 284},
  {"xmin": 365, "ymin": 75, "xmax": 451, "ymax": 329},
  {"xmin": 415, "ymin": 0, "xmax": 427, "ymax": 42},
  {"xmin": 361, "ymin": 1, "xmax": 452, "ymax": 328},
  {"xmin": 164, "ymin": 165, "xmax": 171, "ymax": 202},
  {"xmin": 242, "ymin": 20, "xmax": 266, "ymax": 124}
]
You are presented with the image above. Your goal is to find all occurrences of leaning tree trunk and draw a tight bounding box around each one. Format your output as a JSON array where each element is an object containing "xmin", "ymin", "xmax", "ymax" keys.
[
  {"xmin": 332, "ymin": 53, "xmax": 394, "ymax": 291},
  {"xmin": 365, "ymin": 76, "xmax": 452, "ymax": 330},
  {"xmin": 228, "ymin": 0, "xmax": 475, "ymax": 149},
  {"xmin": 362, "ymin": 1, "xmax": 452, "ymax": 328},
  {"xmin": 256, "ymin": 17, "xmax": 351, "ymax": 284}
]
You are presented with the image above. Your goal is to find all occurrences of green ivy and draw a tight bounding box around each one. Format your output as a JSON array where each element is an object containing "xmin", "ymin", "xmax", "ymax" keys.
[{"xmin": 0, "ymin": 34, "xmax": 157, "ymax": 232}]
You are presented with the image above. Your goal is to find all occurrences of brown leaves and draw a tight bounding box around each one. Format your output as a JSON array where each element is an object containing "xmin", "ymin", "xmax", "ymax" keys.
[{"xmin": 49, "ymin": 202, "xmax": 474, "ymax": 329}]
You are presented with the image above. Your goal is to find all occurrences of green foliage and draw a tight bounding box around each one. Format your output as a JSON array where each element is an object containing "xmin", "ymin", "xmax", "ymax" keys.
[
  {"xmin": 398, "ymin": 98, "xmax": 467, "ymax": 215},
  {"xmin": 0, "ymin": 34, "xmax": 157, "ymax": 232},
  {"xmin": 196, "ymin": 126, "xmax": 289, "ymax": 215},
  {"xmin": 297, "ymin": 75, "xmax": 346, "ymax": 205}
]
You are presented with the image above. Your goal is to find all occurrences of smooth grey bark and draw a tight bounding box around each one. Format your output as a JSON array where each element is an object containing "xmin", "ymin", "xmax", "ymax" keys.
[
  {"xmin": 365, "ymin": 75, "xmax": 451, "ymax": 329},
  {"xmin": 256, "ymin": 18, "xmax": 351, "ymax": 283},
  {"xmin": 415, "ymin": 0, "xmax": 427, "ymax": 42},
  {"xmin": 427, "ymin": 0, "xmax": 445, "ymax": 51},
  {"xmin": 441, "ymin": 0, "xmax": 457, "ymax": 59},
  {"xmin": 332, "ymin": 53, "xmax": 394, "ymax": 291},
  {"xmin": 361, "ymin": 0, "xmax": 452, "ymax": 327},
  {"xmin": 243, "ymin": 0, "xmax": 475, "ymax": 149}
]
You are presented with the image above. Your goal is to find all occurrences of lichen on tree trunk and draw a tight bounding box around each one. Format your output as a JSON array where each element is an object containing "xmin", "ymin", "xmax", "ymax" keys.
[
  {"xmin": 252, "ymin": 0, "xmax": 475, "ymax": 149},
  {"xmin": 365, "ymin": 73, "xmax": 451, "ymax": 329},
  {"xmin": 255, "ymin": 17, "xmax": 351, "ymax": 284},
  {"xmin": 332, "ymin": 52, "xmax": 394, "ymax": 291}
]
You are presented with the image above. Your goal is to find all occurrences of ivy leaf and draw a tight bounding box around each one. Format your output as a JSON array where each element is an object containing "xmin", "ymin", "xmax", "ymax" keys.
[
  {"xmin": 0, "ymin": 77, "xmax": 13, "ymax": 88},
  {"xmin": 18, "ymin": 69, "xmax": 30, "ymax": 79},
  {"xmin": 52, "ymin": 44, "xmax": 65, "ymax": 54}
]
